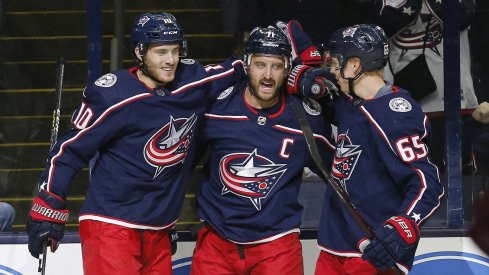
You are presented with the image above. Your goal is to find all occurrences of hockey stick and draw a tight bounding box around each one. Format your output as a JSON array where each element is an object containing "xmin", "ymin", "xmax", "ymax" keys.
[
  {"xmin": 38, "ymin": 58, "xmax": 65, "ymax": 275},
  {"xmin": 38, "ymin": 242, "xmax": 47, "ymax": 275},
  {"xmin": 290, "ymin": 102, "xmax": 403, "ymax": 274},
  {"xmin": 290, "ymin": 102, "xmax": 373, "ymax": 236},
  {"xmin": 50, "ymin": 58, "xmax": 65, "ymax": 150}
]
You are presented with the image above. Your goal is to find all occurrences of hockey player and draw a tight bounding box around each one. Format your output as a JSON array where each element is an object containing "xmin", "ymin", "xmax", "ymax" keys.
[
  {"xmin": 25, "ymin": 12, "xmax": 331, "ymax": 274},
  {"xmin": 190, "ymin": 26, "xmax": 335, "ymax": 275},
  {"xmin": 313, "ymin": 24, "xmax": 445, "ymax": 274},
  {"xmin": 25, "ymin": 12, "xmax": 249, "ymax": 275}
]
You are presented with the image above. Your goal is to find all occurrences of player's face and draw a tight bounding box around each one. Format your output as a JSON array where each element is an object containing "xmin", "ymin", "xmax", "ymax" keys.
[
  {"xmin": 144, "ymin": 43, "xmax": 180, "ymax": 84},
  {"xmin": 247, "ymin": 55, "xmax": 287, "ymax": 107}
]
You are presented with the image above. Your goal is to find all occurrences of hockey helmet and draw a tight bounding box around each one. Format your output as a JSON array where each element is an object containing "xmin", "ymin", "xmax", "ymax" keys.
[
  {"xmin": 131, "ymin": 12, "xmax": 187, "ymax": 57},
  {"xmin": 328, "ymin": 24, "xmax": 389, "ymax": 72},
  {"xmin": 244, "ymin": 26, "xmax": 292, "ymax": 69}
]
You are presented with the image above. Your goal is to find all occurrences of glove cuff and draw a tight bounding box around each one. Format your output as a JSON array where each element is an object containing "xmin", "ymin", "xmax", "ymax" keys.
[
  {"xmin": 298, "ymin": 46, "xmax": 322, "ymax": 67},
  {"xmin": 30, "ymin": 191, "xmax": 69, "ymax": 224},
  {"xmin": 385, "ymin": 215, "xmax": 420, "ymax": 246},
  {"xmin": 287, "ymin": 65, "xmax": 310, "ymax": 94}
]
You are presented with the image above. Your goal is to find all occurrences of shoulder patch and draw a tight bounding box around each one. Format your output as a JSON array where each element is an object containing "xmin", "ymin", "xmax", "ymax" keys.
[
  {"xmin": 389, "ymin": 97, "xmax": 412, "ymax": 112},
  {"xmin": 180, "ymin": 59, "xmax": 196, "ymax": 65},
  {"xmin": 95, "ymin": 73, "xmax": 117, "ymax": 88},
  {"xmin": 302, "ymin": 98, "xmax": 321, "ymax": 116},
  {"xmin": 217, "ymin": 86, "xmax": 234, "ymax": 100}
]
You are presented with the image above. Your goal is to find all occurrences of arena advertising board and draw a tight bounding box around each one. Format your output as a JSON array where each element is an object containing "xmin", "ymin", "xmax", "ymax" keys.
[{"xmin": 0, "ymin": 236, "xmax": 488, "ymax": 274}]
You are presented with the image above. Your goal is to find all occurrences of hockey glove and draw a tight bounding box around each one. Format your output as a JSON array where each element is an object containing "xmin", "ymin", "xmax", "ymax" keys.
[
  {"xmin": 26, "ymin": 191, "xmax": 69, "ymax": 258},
  {"xmin": 276, "ymin": 20, "xmax": 322, "ymax": 67},
  {"xmin": 361, "ymin": 215, "xmax": 420, "ymax": 271},
  {"xmin": 287, "ymin": 65, "xmax": 339, "ymax": 99},
  {"xmin": 169, "ymin": 226, "xmax": 179, "ymax": 255}
]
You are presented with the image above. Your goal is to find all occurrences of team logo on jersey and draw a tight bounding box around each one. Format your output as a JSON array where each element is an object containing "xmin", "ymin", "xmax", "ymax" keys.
[
  {"xmin": 217, "ymin": 86, "xmax": 234, "ymax": 100},
  {"xmin": 332, "ymin": 131, "xmax": 362, "ymax": 192},
  {"xmin": 219, "ymin": 149, "xmax": 287, "ymax": 211},
  {"xmin": 95, "ymin": 73, "xmax": 117, "ymax": 87},
  {"xmin": 180, "ymin": 59, "xmax": 195, "ymax": 65},
  {"xmin": 257, "ymin": 116, "xmax": 267, "ymax": 125},
  {"xmin": 389, "ymin": 97, "xmax": 412, "ymax": 112},
  {"xmin": 144, "ymin": 114, "xmax": 197, "ymax": 178},
  {"xmin": 302, "ymin": 98, "xmax": 321, "ymax": 116}
]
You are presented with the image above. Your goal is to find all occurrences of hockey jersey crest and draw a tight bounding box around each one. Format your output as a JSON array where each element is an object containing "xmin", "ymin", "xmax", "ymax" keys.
[
  {"xmin": 219, "ymin": 149, "xmax": 287, "ymax": 211},
  {"xmin": 144, "ymin": 113, "xmax": 197, "ymax": 178}
]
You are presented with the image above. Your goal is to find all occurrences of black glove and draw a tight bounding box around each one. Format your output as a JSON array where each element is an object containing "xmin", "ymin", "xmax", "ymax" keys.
[
  {"xmin": 26, "ymin": 191, "xmax": 69, "ymax": 258},
  {"xmin": 169, "ymin": 226, "xmax": 179, "ymax": 255},
  {"xmin": 276, "ymin": 20, "xmax": 323, "ymax": 67},
  {"xmin": 287, "ymin": 65, "xmax": 339, "ymax": 99},
  {"xmin": 361, "ymin": 215, "xmax": 420, "ymax": 271}
]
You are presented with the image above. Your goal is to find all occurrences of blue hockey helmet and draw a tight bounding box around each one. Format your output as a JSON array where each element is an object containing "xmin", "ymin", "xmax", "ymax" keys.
[
  {"xmin": 131, "ymin": 12, "xmax": 187, "ymax": 57},
  {"xmin": 328, "ymin": 24, "xmax": 389, "ymax": 71},
  {"xmin": 244, "ymin": 26, "xmax": 292, "ymax": 69}
]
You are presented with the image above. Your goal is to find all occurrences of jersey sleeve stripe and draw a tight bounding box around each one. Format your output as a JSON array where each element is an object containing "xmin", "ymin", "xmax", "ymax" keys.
[
  {"xmin": 171, "ymin": 61, "xmax": 244, "ymax": 95},
  {"xmin": 47, "ymin": 93, "xmax": 152, "ymax": 192},
  {"xmin": 406, "ymin": 167, "xmax": 428, "ymax": 214},
  {"xmin": 359, "ymin": 106, "xmax": 398, "ymax": 155}
]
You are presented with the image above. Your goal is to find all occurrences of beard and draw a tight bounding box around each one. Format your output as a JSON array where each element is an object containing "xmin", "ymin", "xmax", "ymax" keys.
[{"xmin": 248, "ymin": 79, "xmax": 282, "ymax": 102}]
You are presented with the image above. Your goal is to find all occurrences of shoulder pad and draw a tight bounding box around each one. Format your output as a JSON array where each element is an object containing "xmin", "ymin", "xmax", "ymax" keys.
[{"xmin": 302, "ymin": 98, "xmax": 322, "ymax": 116}]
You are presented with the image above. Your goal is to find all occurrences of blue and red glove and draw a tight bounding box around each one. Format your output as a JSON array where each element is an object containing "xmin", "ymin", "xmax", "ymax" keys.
[
  {"xmin": 276, "ymin": 20, "xmax": 322, "ymax": 67},
  {"xmin": 361, "ymin": 215, "xmax": 420, "ymax": 271},
  {"xmin": 26, "ymin": 191, "xmax": 70, "ymax": 258},
  {"xmin": 287, "ymin": 65, "xmax": 339, "ymax": 99}
]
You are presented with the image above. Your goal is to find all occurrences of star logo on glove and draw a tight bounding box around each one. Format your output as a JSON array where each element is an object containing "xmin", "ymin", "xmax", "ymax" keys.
[{"xmin": 411, "ymin": 212, "xmax": 421, "ymax": 222}]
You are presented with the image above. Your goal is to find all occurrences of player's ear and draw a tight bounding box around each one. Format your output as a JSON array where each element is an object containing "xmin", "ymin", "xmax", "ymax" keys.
[
  {"xmin": 135, "ymin": 47, "xmax": 143, "ymax": 62},
  {"xmin": 351, "ymin": 58, "xmax": 362, "ymax": 74}
]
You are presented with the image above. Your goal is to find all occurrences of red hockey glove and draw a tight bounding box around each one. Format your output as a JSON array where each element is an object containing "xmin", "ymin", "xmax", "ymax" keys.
[
  {"xmin": 361, "ymin": 215, "xmax": 420, "ymax": 271},
  {"xmin": 276, "ymin": 20, "xmax": 322, "ymax": 67},
  {"xmin": 26, "ymin": 191, "xmax": 70, "ymax": 258},
  {"xmin": 287, "ymin": 65, "xmax": 339, "ymax": 99}
]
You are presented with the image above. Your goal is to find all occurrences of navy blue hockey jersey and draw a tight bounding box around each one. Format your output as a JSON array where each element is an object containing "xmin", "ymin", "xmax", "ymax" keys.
[
  {"xmin": 196, "ymin": 81, "xmax": 335, "ymax": 243},
  {"xmin": 39, "ymin": 58, "xmax": 246, "ymax": 229},
  {"xmin": 317, "ymin": 86, "xmax": 444, "ymax": 273}
]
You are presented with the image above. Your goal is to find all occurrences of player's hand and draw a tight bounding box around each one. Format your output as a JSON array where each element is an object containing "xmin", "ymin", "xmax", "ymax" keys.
[
  {"xmin": 472, "ymin": 102, "xmax": 489, "ymax": 124},
  {"xmin": 276, "ymin": 20, "xmax": 322, "ymax": 67},
  {"xmin": 26, "ymin": 191, "xmax": 69, "ymax": 258},
  {"xmin": 361, "ymin": 215, "xmax": 420, "ymax": 271},
  {"xmin": 287, "ymin": 65, "xmax": 339, "ymax": 99}
]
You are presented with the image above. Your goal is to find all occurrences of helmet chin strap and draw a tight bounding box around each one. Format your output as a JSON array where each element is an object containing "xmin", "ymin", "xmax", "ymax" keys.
[
  {"xmin": 135, "ymin": 44, "xmax": 168, "ymax": 88},
  {"xmin": 138, "ymin": 57, "xmax": 167, "ymax": 88},
  {"xmin": 341, "ymin": 69, "xmax": 365, "ymax": 105}
]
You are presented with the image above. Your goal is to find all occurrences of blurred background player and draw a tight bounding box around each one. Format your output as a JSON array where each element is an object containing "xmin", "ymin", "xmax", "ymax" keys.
[
  {"xmin": 377, "ymin": 0, "xmax": 478, "ymax": 171},
  {"xmin": 190, "ymin": 26, "xmax": 335, "ymax": 275},
  {"xmin": 469, "ymin": 101, "xmax": 489, "ymax": 256},
  {"xmin": 313, "ymin": 24, "xmax": 444, "ymax": 274},
  {"xmin": 25, "ymin": 12, "xmax": 247, "ymax": 275},
  {"xmin": 0, "ymin": 202, "xmax": 14, "ymax": 232}
]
